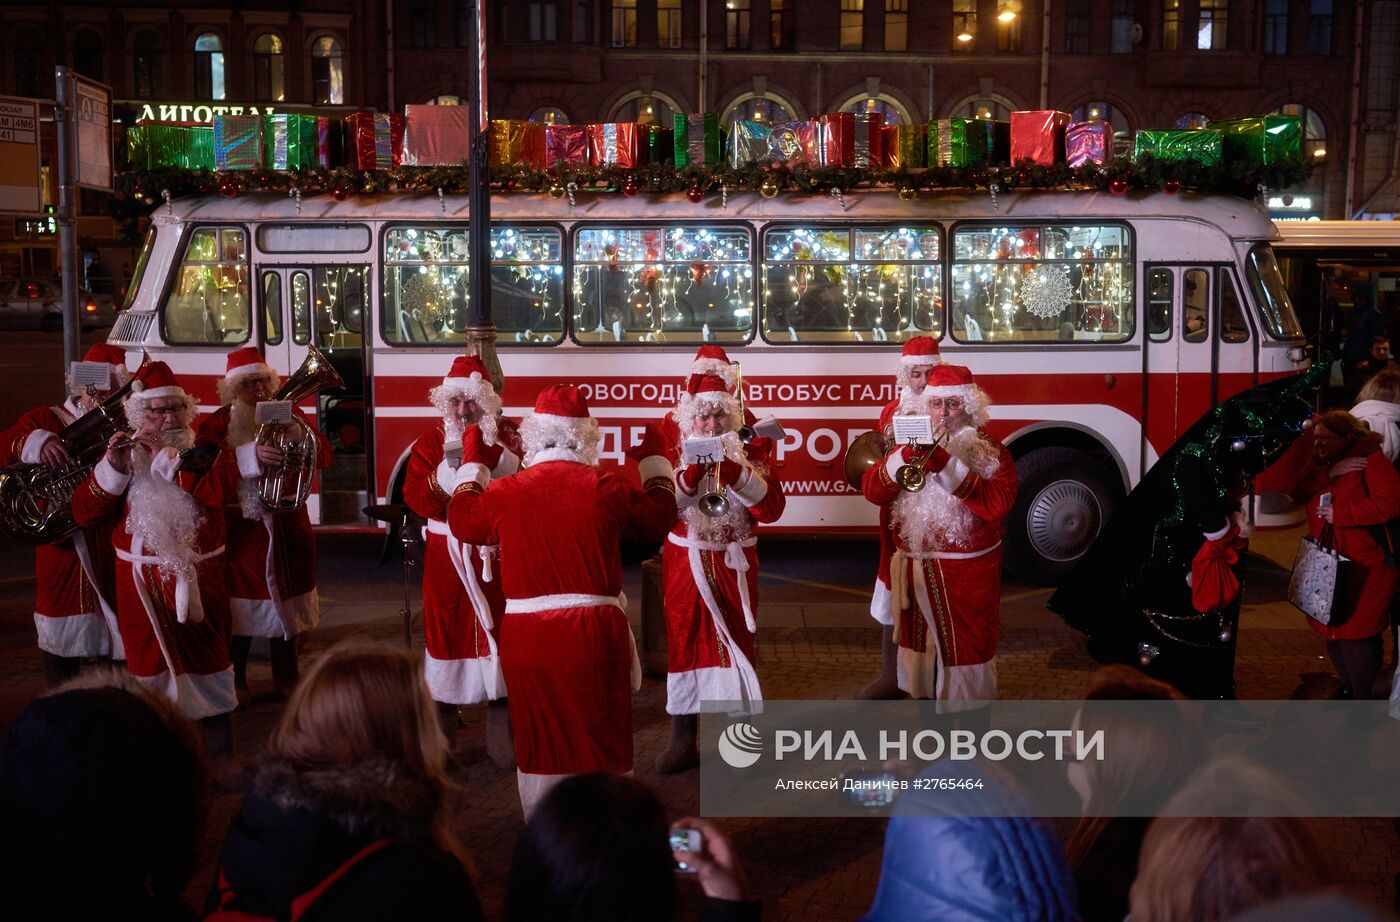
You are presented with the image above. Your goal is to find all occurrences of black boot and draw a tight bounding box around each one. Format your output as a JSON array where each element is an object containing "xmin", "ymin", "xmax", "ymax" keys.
[
  {"xmin": 41, "ymin": 652, "xmax": 81, "ymax": 688},
  {"xmin": 653, "ymin": 713, "xmax": 699, "ymax": 774},
  {"xmin": 269, "ymin": 636, "xmax": 300, "ymax": 700},
  {"xmin": 857, "ymin": 625, "xmax": 908, "ymax": 700},
  {"xmin": 486, "ymin": 698, "xmax": 516, "ymax": 771}
]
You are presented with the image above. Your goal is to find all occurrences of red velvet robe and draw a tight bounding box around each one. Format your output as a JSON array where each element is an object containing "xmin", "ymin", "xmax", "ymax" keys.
[
  {"xmin": 1294, "ymin": 446, "xmax": 1400, "ymax": 641},
  {"xmin": 1, "ymin": 400, "xmax": 121, "ymax": 658},
  {"xmin": 71, "ymin": 450, "xmax": 240, "ymax": 719},
  {"xmin": 404, "ymin": 420, "xmax": 519, "ymax": 705},
  {"xmin": 447, "ymin": 456, "xmax": 673, "ymax": 811},
  {"xmin": 657, "ymin": 429, "xmax": 785, "ymax": 716},
  {"xmin": 862, "ymin": 431, "xmax": 1018, "ymax": 703},
  {"xmin": 196, "ymin": 405, "xmax": 331, "ymax": 639}
]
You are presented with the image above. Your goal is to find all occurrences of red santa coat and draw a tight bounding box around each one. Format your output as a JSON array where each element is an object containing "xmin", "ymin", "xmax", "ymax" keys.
[
  {"xmin": 404, "ymin": 420, "xmax": 519, "ymax": 705},
  {"xmin": 658, "ymin": 430, "xmax": 785, "ymax": 716},
  {"xmin": 1, "ymin": 400, "xmax": 122, "ymax": 659},
  {"xmin": 862, "ymin": 431, "xmax": 1018, "ymax": 703},
  {"xmin": 71, "ymin": 451, "xmax": 240, "ymax": 719},
  {"xmin": 1294, "ymin": 446, "xmax": 1400, "ymax": 641},
  {"xmin": 195, "ymin": 405, "xmax": 331, "ymax": 639},
  {"xmin": 447, "ymin": 459, "xmax": 673, "ymax": 807}
]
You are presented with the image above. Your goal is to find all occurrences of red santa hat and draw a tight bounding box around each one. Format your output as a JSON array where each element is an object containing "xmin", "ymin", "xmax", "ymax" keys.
[
  {"xmin": 532, "ymin": 384, "xmax": 591, "ymax": 423},
  {"xmin": 900, "ymin": 336, "xmax": 941, "ymax": 366},
  {"xmin": 83, "ymin": 343, "xmax": 129, "ymax": 373},
  {"xmin": 924, "ymin": 363, "xmax": 975, "ymax": 396},
  {"xmin": 129, "ymin": 361, "xmax": 188, "ymax": 401},
  {"xmin": 224, "ymin": 346, "xmax": 274, "ymax": 383},
  {"xmin": 689, "ymin": 344, "xmax": 738, "ymax": 390},
  {"xmin": 441, "ymin": 355, "xmax": 491, "ymax": 391}
]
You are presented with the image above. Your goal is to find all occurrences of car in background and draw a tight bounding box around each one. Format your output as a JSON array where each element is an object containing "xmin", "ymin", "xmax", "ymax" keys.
[{"xmin": 0, "ymin": 277, "xmax": 117, "ymax": 331}]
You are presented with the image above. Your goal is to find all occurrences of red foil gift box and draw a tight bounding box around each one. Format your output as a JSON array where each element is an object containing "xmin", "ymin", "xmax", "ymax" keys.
[
  {"xmin": 1010, "ymin": 110, "xmax": 1071, "ymax": 165},
  {"xmin": 815, "ymin": 112, "xmax": 855, "ymax": 167},
  {"xmin": 344, "ymin": 112, "xmax": 404, "ymax": 170},
  {"xmin": 400, "ymin": 104, "xmax": 472, "ymax": 166},
  {"xmin": 489, "ymin": 119, "xmax": 547, "ymax": 168},
  {"xmin": 545, "ymin": 124, "xmax": 589, "ymax": 168},
  {"xmin": 586, "ymin": 123, "xmax": 644, "ymax": 167}
]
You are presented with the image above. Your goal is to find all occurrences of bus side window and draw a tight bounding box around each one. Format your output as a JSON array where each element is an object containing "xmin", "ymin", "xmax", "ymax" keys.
[
  {"xmin": 1148, "ymin": 268, "xmax": 1172, "ymax": 341},
  {"xmin": 1183, "ymin": 268, "xmax": 1209, "ymax": 342},
  {"xmin": 291, "ymin": 271, "xmax": 311, "ymax": 345},
  {"xmin": 1218, "ymin": 269, "xmax": 1250, "ymax": 343},
  {"xmin": 261, "ymin": 271, "xmax": 283, "ymax": 345},
  {"xmin": 161, "ymin": 226, "xmax": 251, "ymax": 345}
]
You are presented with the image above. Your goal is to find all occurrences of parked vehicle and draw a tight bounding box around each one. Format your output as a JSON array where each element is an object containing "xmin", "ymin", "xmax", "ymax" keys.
[{"xmin": 0, "ymin": 277, "xmax": 117, "ymax": 331}]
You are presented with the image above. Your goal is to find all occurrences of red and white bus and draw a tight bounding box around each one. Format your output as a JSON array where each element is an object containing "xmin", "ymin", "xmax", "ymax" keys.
[{"xmin": 105, "ymin": 189, "xmax": 1307, "ymax": 580}]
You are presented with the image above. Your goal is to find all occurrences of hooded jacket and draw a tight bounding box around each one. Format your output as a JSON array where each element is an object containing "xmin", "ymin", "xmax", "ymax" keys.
[{"xmin": 208, "ymin": 757, "xmax": 484, "ymax": 922}]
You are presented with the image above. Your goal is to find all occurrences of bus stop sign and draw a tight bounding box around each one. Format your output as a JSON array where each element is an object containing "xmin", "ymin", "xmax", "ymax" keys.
[
  {"xmin": 72, "ymin": 76, "xmax": 112, "ymax": 193},
  {"xmin": 0, "ymin": 95, "xmax": 42, "ymax": 216}
]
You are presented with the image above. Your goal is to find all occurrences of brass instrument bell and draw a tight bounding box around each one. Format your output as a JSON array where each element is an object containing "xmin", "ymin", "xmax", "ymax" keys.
[{"xmin": 697, "ymin": 458, "xmax": 730, "ymax": 517}]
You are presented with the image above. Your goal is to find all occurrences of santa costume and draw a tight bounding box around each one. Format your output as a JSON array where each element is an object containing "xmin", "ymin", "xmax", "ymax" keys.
[
  {"xmin": 447, "ymin": 384, "xmax": 674, "ymax": 815},
  {"xmin": 0, "ymin": 343, "xmax": 129, "ymax": 670},
  {"xmin": 71, "ymin": 361, "xmax": 239, "ymax": 719},
  {"xmin": 861, "ymin": 362, "xmax": 1017, "ymax": 703},
  {"xmin": 196, "ymin": 347, "xmax": 331, "ymax": 644},
  {"xmin": 656, "ymin": 344, "xmax": 758, "ymax": 449},
  {"xmin": 404, "ymin": 355, "xmax": 520, "ymax": 708},
  {"xmin": 861, "ymin": 335, "xmax": 942, "ymax": 699}
]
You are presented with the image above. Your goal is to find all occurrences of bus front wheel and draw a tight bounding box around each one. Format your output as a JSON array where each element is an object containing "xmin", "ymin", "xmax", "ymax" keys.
[{"xmin": 1005, "ymin": 446, "xmax": 1118, "ymax": 584}]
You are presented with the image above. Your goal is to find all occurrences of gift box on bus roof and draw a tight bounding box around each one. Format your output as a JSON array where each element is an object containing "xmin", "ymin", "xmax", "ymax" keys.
[
  {"xmin": 979, "ymin": 118, "xmax": 1011, "ymax": 166},
  {"xmin": 545, "ymin": 124, "xmax": 588, "ymax": 168},
  {"xmin": 1133, "ymin": 129, "xmax": 1224, "ymax": 166},
  {"xmin": 401, "ymin": 104, "xmax": 473, "ymax": 166},
  {"xmin": 883, "ymin": 123, "xmax": 926, "ymax": 169},
  {"xmin": 213, "ymin": 115, "xmax": 263, "ymax": 170},
  {"xmin": 674, "ymin": 112, "xmax": 722, "ymax": 167},
  {"xmin": 1010, "ymin": 110, "xmax": 1071, "ymax": 165},
  {"xmin": 345, "ymin": 112, "xmax": 405, "ymax": 170},
  {"xmin": 1065, "ymin": 120, "xmax": 1110, "ymax": 168},
  {"xmin": 127, "ymin": 122, "xmax": 216, "ymax": 170},
  {"xmin": 262, "ymin": 114, "xmax": 319, "ymax": 170},
  {"xmin": 1207, "ymin": 114, "xmax": 1302, "ymax": 165},
  {"xmin": 928, "ymin": 118, "xmax": 988, "ymax": 167},
  {"xmin": 644, "ymin": 124, "xmax": 673, "ymax": 165},
  {"xmin": 489, "ymin": 119, "xmax": 546, "ymax": 168},
  {"xmin": 728, "ymin": 120, "xmax": 771, "ymax": 167},
  {"xmin": 587, "ymin": 122, "xmax": 645, "ymax": 168}
]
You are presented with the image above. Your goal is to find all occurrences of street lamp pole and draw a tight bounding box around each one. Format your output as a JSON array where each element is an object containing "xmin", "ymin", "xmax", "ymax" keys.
[{"xmin": 464, "ymin": 0, "xmax": 500, "ymax": 392}]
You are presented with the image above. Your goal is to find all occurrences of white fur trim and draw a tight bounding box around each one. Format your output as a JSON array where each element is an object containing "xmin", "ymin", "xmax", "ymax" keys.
[
  {"xmin": 884, "ymin": 451, "xmax": 905, "ymax": 483},
  {"xmin": 225, "ymin": 361, "xmax": 274, "ymax": 382},
  {"xmin": 94, "ymin": 456, "xmax": 131, "ymax": 496},
  {"xmin": 459, "ymin": 461, "xmax": 489, "ymax": 489},
  {"xmin": 491, "ymin": 447, "xmax": 520, "ymax": 478},
  {"xmin": 1203, "ymin": 520, "xmax": 1232, "ymax": 541},
  {"xmin": 230, "ymin": 591, "xmax": 318, "ymax": 638},
  {"xmin": 732, "ymin": 468, "xmax": 768, "ymax": 507},
  {"xmin": 690, "ymin": 358, "xmax": 738, "ymax": 389},
  {"xmin": 134, "ymin": 385, "xmax": 187, "ymax": 401},
  {"xmin": 870, "ymin": 577, "xmax": 893, "ymax": 625},
  {"xmin": 235, "ymin": 441, "xmax": 262, "ymax": 479},
  {"xmin": 637, "ymin": 455, "xmax": 673, "ymax": 484},
  {"xmin": 923, "ymin": 384, "xmax": 976, "ymax": 398},
  {"xmin": 435, "ymin": 458, "xmax": 462, "ymax": 493},
  {"xmin": 33, "ymin": 611, "xmax": 112, "ymax": 658},
  {"xmin": 900, "ymin": 355, "xmax": 940, "ymax": 365},
  {"xmin": 530, "ymin": 412, "xmax": 589, "ymax": 428},
  {"xmin": 518, "ymin": 771, "xmax": 573, "ymax": 820},
  {"xmin": 529, "ymin": 447, "xmax": 585, "ymax": 465},
  {"xmin": 19, "ymin": 429, "xmax": 57, "ymax": 465},
  {"xmin": 666, "ymin": 667, "xmax": 764, "ymax": 717},
  {"xmin": 931, "ymin": 456, "xmax": 969, "ymax": 494},
  {"xmin": 439, "ymin": 372, "xmax": 486, "ymax": 392},
  {"xmin": 424, "ymin": 650, "xmax": 506, "ymax": 705},
  {"xmin": 135, "ymin": 666, "xmax": 238, "ymax": 720},
  {"xmin": 149, "ymin": 447, "xmax": 182, "ymax": 482}
]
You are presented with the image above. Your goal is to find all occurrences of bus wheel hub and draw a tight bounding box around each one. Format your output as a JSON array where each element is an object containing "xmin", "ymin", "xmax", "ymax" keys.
[{"xmin": 1027, "ymin": 479, "xmax": 1102, "ymax": 563}]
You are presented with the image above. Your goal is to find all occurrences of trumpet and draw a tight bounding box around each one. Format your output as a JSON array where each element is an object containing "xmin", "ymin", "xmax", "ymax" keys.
[
  {"xmin": 841, "ymin": 423, "xmax": 951, "ymax": 493},
  {"xmin": 697, "ymin": 458, "xmax": 731, "ymax": 518},
  {"xmin": 893, "ymin": 426, "xmax": 952, "ymax": 492}
]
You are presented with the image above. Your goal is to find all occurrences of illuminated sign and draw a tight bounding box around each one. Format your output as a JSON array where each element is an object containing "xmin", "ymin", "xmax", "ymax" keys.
[
  {"xmin": 1267, "ymin": 195, "xmax": 1314, "ymax": 211},
  {"xmin": 128, "ymin": 102, "xmax": 286, "ymax": 124}
]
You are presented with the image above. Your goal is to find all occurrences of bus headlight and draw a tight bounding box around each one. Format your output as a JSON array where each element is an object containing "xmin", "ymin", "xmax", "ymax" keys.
[{"xmin": 1287, "ymin": 346, "xmax": 1307, "ymax": 365}]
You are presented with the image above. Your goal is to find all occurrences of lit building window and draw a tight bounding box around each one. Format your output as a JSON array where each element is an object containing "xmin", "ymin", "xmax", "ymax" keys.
[
  {"xmin": 194, "ymin": 33, "xmax": 225, "ymax": 101},
  {"xmin": 253, "ymin": 34, "xmax": 285, "ymax": 102},
  {"xmin": 311, "ymin": 36, "xmax": 344, "ymax": 106}
]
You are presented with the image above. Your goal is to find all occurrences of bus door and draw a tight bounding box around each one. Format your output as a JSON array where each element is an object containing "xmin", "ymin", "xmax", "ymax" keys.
[
  {"xmin": 1143, "ymin": 264, "xmax": 1257, "ymax": 465},
  {"xmin": 254, "ymin": 263, "xmax": 372, "ymax": 525}
]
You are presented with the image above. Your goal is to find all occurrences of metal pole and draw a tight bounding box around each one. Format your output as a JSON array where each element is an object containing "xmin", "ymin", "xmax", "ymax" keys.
[
  {"xmin": 464, "ymin": 0, "xmax": 501, "ymax": 391},
  {"xmin": 55, "ymin": 67, "xmax": 81, "ymax": 368},
  {"xmin": 699, "ymin": 0, "xmax": 708, "ymax": 111},
  {"xmin": 1039, "ymin": 0, "xmax": 1051, "ymax": 109}
]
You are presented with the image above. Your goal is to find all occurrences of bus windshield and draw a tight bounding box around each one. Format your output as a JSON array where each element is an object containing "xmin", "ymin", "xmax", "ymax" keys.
[
  {"xmin": 1246, "ymin": 245, "xmax": 1304, "ymax": 340},
  {"xmin": 123, "ymin": 227, "xmax": 157, "ymax": 311}
]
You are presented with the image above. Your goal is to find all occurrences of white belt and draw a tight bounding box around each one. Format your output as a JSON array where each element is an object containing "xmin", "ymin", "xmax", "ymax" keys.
[
  {"xmin": 667, "ymin": 531, "xmax": 763, "ymax": 709},
  {"xmin": 898, "ymin": 541, "xmax": 1001, "ymax": 562},
  {"xmin": 424, "ymin": 518, "xmax": 502, "ymax": 692},
  {"xmin": 425, "ymin": 518, "xmax": 498, "ymax": 583},
  {"xmin": 502, "ymin": 592, "xmax": 641, "ymax": 692},
  {"xmin": 117, "ymin": 542, "xmax": 224, "ymax": 628}
]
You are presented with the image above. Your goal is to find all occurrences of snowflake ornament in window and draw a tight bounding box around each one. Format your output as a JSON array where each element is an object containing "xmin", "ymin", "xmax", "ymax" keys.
[{"xmin": 1020, "ymin": 266, "xmax": 1075, "ymax": 319}]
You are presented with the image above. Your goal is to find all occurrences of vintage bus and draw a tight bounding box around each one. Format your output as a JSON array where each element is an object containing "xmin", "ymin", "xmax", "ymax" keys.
[{"xmin": 105, "ymin": 189, "xmax": 1308, "ymax": 581}]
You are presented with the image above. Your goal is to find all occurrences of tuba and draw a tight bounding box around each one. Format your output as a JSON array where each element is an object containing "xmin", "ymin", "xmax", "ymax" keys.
[
  {"xmin": 0, "ymin": 354, "xmax": 150, "ymax": 545},
  {"xmin": 254, "ymin": 345, "xmax": 344, "ymax": 513},
  {"xmin": 842, "ymin": 423, "xmax": 951, "ymax": 493}
]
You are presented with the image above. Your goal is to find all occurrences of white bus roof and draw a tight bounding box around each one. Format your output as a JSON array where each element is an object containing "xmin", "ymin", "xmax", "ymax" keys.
[
  {"xmin": 1273, "ymin": 219, "xmax": 1400, "ymax": 247},
  {"xmin": 157, "ymin": 189, "xmax": 1280, "ymax": 239}
]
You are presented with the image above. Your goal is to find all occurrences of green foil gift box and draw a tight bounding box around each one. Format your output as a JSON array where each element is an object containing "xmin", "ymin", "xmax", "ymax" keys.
[
  {"xmin": 673, "ymin": 112, "xmax": 722, "ymax": 168},
  {"xmin": 979, "ymin": 118, "xmax": 1011, "ymax": 166},
  {"xmin": 1133, "ymin": 129, "xmax": 1224, "ymax": 166},
  {"xmin": 883, "ymin": 123, "xmax": 926, "ymax": 169},
  {"xmin": 927, "ymin": 118, "xmax": 988, "ymax": 167},
  {"xmin": 128, "ymin": 123, "xmax": 216, "ymax": 170},
  {"xmin": 1207, "ymin": 115, "xmax": 1302, "ymax": 165},
  {"xmin": 262, "ymin": 114, "xmax": 319, "ymax": 170}
]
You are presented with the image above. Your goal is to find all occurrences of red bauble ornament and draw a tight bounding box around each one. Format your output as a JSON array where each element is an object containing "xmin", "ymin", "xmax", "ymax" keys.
[
  {"xmin": 1163, "ymin": 180, "xmax": 1182, "ymax": 195},
  {"xmin": 218, "ymin": 178, "xmax": 238, "ymax": 198},
  {"xmin": 623, "ymin": 176, "xmax": 641, "ymax": 197},
  {"xmin": 332, "ymin": 185, "xmax": 350, "ymax": 201},
  {"xmin": 1108, "ymin": 178, "xmax": 1129, "ymax": 195},
  {"xmin": 686, "ymin": 184, "xmax": 706, "ymax": 204},
  {"xmin": 1016, "ymin": 171, "xmax": 1029, "ymax": 186}
]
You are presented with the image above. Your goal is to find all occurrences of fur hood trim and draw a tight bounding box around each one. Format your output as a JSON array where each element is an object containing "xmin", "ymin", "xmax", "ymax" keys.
[{"xmin": 250, "ymin": 756, "xmax": 441, "ymax": 842}]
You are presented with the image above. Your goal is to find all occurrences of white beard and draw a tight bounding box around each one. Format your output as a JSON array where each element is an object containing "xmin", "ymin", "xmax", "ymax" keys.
[
  {"xmin": 890, "ymin": 427, "xmax": 1001, "ymax": 553},
  {"xmin": 126, "ymin": 427, "xmax": 203, "ymax": 582},
  {"xmin": 227, "ymin": 400, "xmax": 257, "ymax": 447}
]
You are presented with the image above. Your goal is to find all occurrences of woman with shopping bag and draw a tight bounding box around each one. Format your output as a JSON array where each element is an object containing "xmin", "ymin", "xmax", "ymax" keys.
[{"xmin": 1290, "ymin": 410, "xmax": 1400, "ymax": 700}]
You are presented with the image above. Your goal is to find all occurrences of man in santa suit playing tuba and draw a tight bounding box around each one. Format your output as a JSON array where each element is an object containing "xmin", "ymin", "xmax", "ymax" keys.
[
  {"xmin": 0, "ymin": 343, "xmax": 129, "ymax": 683},
  {"xmin": 404, "ymin": 354, "xmax": 521, "ymax": 770},
  {"xmin": 447, "ymin": 384, "xmax": 674, "ymax": 815},
  {"xmin": 861, "ymin": 362, "xmax": 1017, "ymax": 703},
  {"xmin": 71, "ymin": 361, "xmax": 240, "ymax": 732},
  {"xmin": 858, "ymin": 335, "xmax": 942, "ymax": 699},
  {"xmin": 196, "ymin": 347, "xmax": 331, "ymax": 701},
  {"xmin": 653, "ymin": 373, "xmax": 785, "ymax": 773}
]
